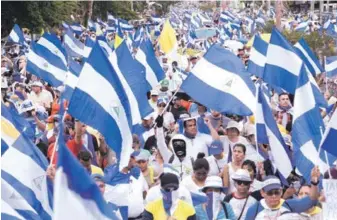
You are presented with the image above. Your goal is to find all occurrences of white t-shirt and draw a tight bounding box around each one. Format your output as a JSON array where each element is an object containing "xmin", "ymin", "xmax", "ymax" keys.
[
  {"xmin": 181, "ymin": 175, "xmax": 204, "ymax": 194},
  {"xmin": 185, "ymin": 133, "xmax": 212, "ymax": 160},
  {"xmin": 128, "ymin": 174, "xmax": 148, "ymax": 218},
  {"xmin": 206, "ymin": 155, "xmax": 227, "ymax": 176},
  {"xmin": 227, "ymin": 195, "xmax": 257, "ymax": 220},
  {"xmin": 29, "ymin": 89, "xmax": 53, "ymax": 108},
  {"xmin": 145, "ymin": 185, "xmax": 193, "ymax": 205}
]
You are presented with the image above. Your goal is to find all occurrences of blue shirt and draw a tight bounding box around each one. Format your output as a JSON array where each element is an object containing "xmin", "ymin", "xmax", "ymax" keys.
[{"xmin": 195, "ymin": 202, "xmax": 236, "ymax": 220}]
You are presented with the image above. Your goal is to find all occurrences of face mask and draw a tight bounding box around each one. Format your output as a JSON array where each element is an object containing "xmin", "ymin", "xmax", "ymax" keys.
[
  {"xmin": 206, "ymin": 191, "xmax": 221, "ymax": 220},
  {"xmin": 160, "ymin": 189, "xmax": 173, "ymax": 215},
  {"xmin": 172, "ymin": 140, "xmax": 186, "ymax": 158}
]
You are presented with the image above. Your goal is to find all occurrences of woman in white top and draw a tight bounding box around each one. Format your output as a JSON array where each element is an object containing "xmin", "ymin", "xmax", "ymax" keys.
[
  {"xmin": 222, "ymin": 144, "xmax": 246, "ymax": 194},
  {"xmin": 242, "ymin": 159, "xmax": 263, "ymax": 192},
  {"xmin": 181, "ymin": 153, "xmax": 210, "ymax": 193}
]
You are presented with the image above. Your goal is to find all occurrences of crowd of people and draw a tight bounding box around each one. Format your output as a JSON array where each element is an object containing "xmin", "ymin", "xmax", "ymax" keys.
[{"xmin": 2, "ymin": 2, "xmax": 337, "ymax": 220}]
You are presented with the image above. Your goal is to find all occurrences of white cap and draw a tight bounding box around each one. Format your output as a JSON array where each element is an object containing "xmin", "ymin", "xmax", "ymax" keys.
[
  {"xmin": 231, "ymin": 169, "xmax": 252, "ymax": 182},
  {"xmin": 31, "ymin": 81, "xmax": 43, "ymax": 87},
  {"xmin": 150, "ymin": 89, "xmax": 159, "ymax": 96},
  {"xmin": 202, "ymin": 176, "xmax": 227, "ymax": 193},
  {"xmin": 226, "ymin": 120, "xmax": 241, "ymax": 131}
]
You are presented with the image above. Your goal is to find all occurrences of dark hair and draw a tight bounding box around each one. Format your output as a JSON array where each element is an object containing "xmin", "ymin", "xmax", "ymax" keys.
[
  {"xmin": 278, "ymin": 92, "xmax": 289, "ymax": 100},
  {"xmin": 298, "ymin": 184, "xmax": 312, "ymax": 192},
  {"xmin": 242, "ymin": 160, "xmax": 256, "ymax": 177},
  {"xmin": 183, "ymin": 117, "xmax": 196, "ymax": 128},
  {"xmin": 193, "ymin": 153, "xmax": 209, "ymax": 171},
  {"xmin": 233, "ymin": 143, "xmax": 246, "ymax": 154},
  {"xmin": 77, "ymin": 150, "xmax": 92, "ymax": 162}
]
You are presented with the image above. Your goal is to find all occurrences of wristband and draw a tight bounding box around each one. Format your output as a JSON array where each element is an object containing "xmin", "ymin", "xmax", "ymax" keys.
[{"xmin": 311, "ymin": 180, "xmax": 319, "ymax": 186}]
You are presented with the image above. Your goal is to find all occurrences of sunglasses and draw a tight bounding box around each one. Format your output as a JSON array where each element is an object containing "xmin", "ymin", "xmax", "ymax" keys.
[
  {"xmin": 266, "ymin": 189, "xmax": 282, "ymax": 196},
  {"xmin": 195, "ymin": 171, "xmax": 207, "ymax": 177},
  {"xmin": 137, "ymin": 160, "xmax": 147, "ymax": 164},
  {"xmin": 158, "ymin": 104, "xmax": 166, "ymax": 107},
  {"xmin": 235, "ymin": 180, "xmax": 251, "ymax": 186}
]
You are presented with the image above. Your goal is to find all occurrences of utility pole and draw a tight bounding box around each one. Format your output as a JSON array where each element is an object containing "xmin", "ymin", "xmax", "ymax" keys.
[
  {"xmin": 310, "ymin": 0, "xmax": 315, "ymax": 13},
  {"xmin": 276, "ymin": 0, "xmax": 283, "ymax": 31},
  {"xmin": 131, "ymin": 0, "xmax": 134, "ymax": 11}
]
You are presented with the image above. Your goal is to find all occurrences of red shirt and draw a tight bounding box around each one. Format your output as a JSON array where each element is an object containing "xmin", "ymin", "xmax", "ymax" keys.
[{"xmin": 48, "ymin": 139, "xmax": 83, "ymax": 165}]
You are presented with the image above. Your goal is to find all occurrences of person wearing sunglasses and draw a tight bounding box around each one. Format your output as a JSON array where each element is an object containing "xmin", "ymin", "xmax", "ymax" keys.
[
  {"xmin": 143, "ymin": 172, "xmax": 196, "ymax": 220},
  {"xmin": 224, "ymin": 169, "xmax": 261, "ymax": 220},
  {"xmin": 152, "ymin": 98, "xmax": 175, "ymax": 132},
  {"xmin": 246, "ymin": 166, "xmax": 321, "ymax": 220},
  {"xmin": 195, "ymin": 176, "xmax": 235, "ymax": 220},
  {"xmin": 135, "ymin": 149, "xmax": 157, "ymax": 188}
]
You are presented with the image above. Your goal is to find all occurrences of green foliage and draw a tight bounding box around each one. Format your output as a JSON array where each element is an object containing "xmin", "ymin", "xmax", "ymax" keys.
[
  {"xmin": 1, "ymin": 1, "xmax": 78, "ymax": 36},
  {"xmin": 282, "ymin": 30, "xmax": 335, "ymax": 57},
  {"xmin": 263, "ymin": 20, "xmax": 275, "ymax": 33},
  {"xmin": 262, "ymin": 22, "xmax": 335, "ymax": 58}
]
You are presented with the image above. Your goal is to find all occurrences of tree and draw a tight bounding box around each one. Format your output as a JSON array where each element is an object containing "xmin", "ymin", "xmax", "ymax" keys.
[{"xmin": 1, "ymin": 1, "xmax": 78, "ymax": 36}]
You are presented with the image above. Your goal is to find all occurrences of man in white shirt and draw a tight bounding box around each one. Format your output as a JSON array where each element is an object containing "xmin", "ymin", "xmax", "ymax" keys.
[
  {"xmin": 28, "ymin": 81, "xmax": 53, "ymax": 109},
  {"xmin": 182, "ymin": 116, "xmax": 212, "ymax": 160},
  {"xmin": 206, "ymin": 140, "xmax": 227, "ymax": 176}
]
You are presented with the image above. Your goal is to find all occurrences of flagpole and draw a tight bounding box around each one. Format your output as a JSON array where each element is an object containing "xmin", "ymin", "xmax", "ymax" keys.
[
  {"xmin": 49, "ymin": 110, "xmax": 68, "ymax": 165},
  {"xmin": 318, "ymin": 126, "xmax": 332, "ymax": 179},
  {"xmin": 152, "ymin": 84, "xmax": 181, "ymax": 128},
  {"xmin": 324, "ymin": 56, "xmax": 328, "ymax": 92}
]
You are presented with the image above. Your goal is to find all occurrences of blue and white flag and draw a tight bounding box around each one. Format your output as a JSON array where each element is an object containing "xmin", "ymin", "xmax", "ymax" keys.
[
  {"xmin": 63, "ymin": 60, "xmax": 82, "ymax": 100},
  {"xmin": 88, "ymin": 19, "xmax": 96, "ymax": 31},
  {"xmin": 1, "ymin": 199, "xmax": 25, "ymax": 220},
  {"xmin": 294, "ymin": 38, "xmax": 324, "ymax": 77},
  {"xmin": 8, "ymin": 24, "xmax": 27, "ymax": 46},
  {"xmin": 37, "ymin": 33, "xmax": 68, "ymax": 67},
  {"xmin": 255, "ymin": 85, "xmax": 293, "ymax": 179},
  {"xmin": 107, "ymin": 13, "xmax": 115, "ymax": 23},
  {"xmin": 181, "ymin": 44, "xmax": 256, "ymax": 116},
  {"xmin": 61, "ymin": 22, "xmax": 69, "ymax": 30},
  {"xmin": 1, "ymin": 105, "xmax": 53, "ymax": 220},
  {"xmin": 53, "ymin": 120, "xmax": 117, "ymax": 219},
  {"xmin": 294, "ymin": 21, "xmax": 308, "ymax": 32},
  {"xmin": 264, "ymin": 28, "xmax": 305, "ymax": 94},
  {"xmin": 247, "ymin": 35, "xmax": 268, "ymax": 78},
  {"xmin": 109, "ymin": 41, "xmax": 153, "ymax": 126},
  {"xmin": 68, "ymin": 42, "xmax": 133, "ymax": 170},
  {"xmin": 63, "ymin": 29, "xmax": 85, "ymax": 58},
  {"xmin": 326, "ymin": 56, "xmax": 337, "ymax": 78},
  {"xmin": 292, "ymin": 66, "xmax": 335, "ymax": 182},
  {"xmin": 103, "ymin": 164, "xmax": 134, "ymax": 219},
  {"xmin": 26, "ymin": 41, "xmax": 67, "ymax": 87},
  {"xmin": 320, "ymin": 109, "xmax": 337, "ymax": 157},
  {"xmin": 84, "ymin": 36, "xmax": 95, "ymax": 58},
  {"xmin": 97, "ymin": 36, "xmax": 113, "ymax": 56},
  {"xmin": 151, "ymin": 15, "xmax": 162, "ymax": 24},
  {"xmin": 70, "ymin": 23, "xmax": 83, "ymax": 35},
  {"xmin": 135, "ymin": 39, "xmax": 165, "ymax": 89},
  {"xmin": 117, "ymin": 19, "xmax": 133, "ymax": 31}
]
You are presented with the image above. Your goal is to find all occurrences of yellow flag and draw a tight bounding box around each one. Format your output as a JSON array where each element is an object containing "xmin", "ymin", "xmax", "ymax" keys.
[
  {"xmin": 158, "ymin": 20, "xmax": 177, "ymax": 55},
  {"xmin": 114, "ymin": 35, "xmax": 124, "ymax": 49}
]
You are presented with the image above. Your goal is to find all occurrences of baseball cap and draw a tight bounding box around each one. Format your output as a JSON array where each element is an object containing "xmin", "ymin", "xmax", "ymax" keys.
[
  {"xmin": 135, "ymin": 149, "xmax": 151, "ymax": 161},
  {"xmin": 226, "ymin": 120, "xmax": 240, "ymax": 132},
  {"xmin": 208, "ymin": 140, "xmax": 223, "ymax": 155},
  {"xmin": 202, "ymin": 176, "xmax": 227, "ymax": 193},
  {"xmin": 31, "ymin": 81, "xmax": 43, "ymax": 87},
  {"xmin": 157, "ymin": 98, "xmax": 168, "ymax": 105},
  {"xmin": 262, "ymin": 175, "xmax": 282, "ymax": 192},
  {"xmin": 160, "ymin": 79, "xmax": 169, "ymax": 88},
  {"xmin": 150, "ymin": 89, "xmax": 159, "ymax": 96},
  {"xmin": 231, "ymin": 169, "xmax": 252, "ymax": 182}
]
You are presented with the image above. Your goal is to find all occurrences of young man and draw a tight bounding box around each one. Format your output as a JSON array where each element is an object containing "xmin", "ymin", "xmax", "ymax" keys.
[
  {"xmin": 224, "ymin": 169, "xmax": 261, "ymax": 220},
  {"xmin": 143, "ymin": 172, "xmax": 196, "ymax": 220},
  {"xmin": 135, "ymin": 149, "xmax": 157, "ymax": 188},
  {"xmin": 245, "ymin": 166, "xmax": 321, "ymax": 220},
  {"xmin": 274, "ymin": 92, "xmax": 293, "ymax": 130}
]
